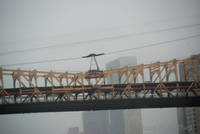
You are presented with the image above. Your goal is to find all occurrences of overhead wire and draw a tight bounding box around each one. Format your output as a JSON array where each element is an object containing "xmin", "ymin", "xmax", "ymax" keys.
[
  {"xmin": 105, "ymin": 33, "xmax": 200, "ymax": 55},
  {"xmin": 3, "ymin": 13, "xmax": 200, "ymax": 45},
  {"xmin": 0, "ymin": 57, "xmax": 82, "ymax": 67},
  {"xmin": 0, "ymin": 23, "xmax": 200, "ymax": 56},
  {"xmin": 0, "ymin": 33, "xmax": 200, "ymax": 67}
]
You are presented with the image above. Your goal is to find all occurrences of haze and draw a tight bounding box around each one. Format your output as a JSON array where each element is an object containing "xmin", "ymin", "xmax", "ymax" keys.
[{"xmin": 0, "ymin": 0, "xmax": 200, "ymax": 134}]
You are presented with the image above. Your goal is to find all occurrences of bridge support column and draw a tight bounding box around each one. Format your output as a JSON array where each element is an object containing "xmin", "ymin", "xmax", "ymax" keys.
[{"xmin": 0, "ymin": 68, "xmax": 5, "ymax": 104}]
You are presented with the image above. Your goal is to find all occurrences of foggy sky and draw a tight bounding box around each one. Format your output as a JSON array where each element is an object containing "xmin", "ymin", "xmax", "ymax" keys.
[{"xmin": 0, "ymin": 0, "xmax": 200, "ymax": 134}]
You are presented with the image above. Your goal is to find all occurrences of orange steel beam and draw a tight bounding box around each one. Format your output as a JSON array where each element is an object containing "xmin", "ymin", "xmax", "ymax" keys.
[{"xmin": 0, "ymin": 56, "xmax": 199, "ymax": 105}]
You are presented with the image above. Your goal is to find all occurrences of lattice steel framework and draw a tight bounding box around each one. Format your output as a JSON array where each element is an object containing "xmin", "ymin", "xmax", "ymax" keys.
[{"xmin": 0, "ymin": 56, "xmax": 200, "ymax": 105}]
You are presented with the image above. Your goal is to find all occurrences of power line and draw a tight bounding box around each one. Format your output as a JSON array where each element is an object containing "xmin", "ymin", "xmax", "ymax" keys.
[
  {"xmin": 0, "ymin": 57, "xmax": 82, "ymax": 67},
  {"xmin": 3, "ymin": 13, "xmax": 200, "ymax": 45},
  {"xmin": 105, "ymin": 33, "xmax": 200, "ymax": 55},
  {"xmin": 1, "ymin": 23, "xmax": 200, "ymax": 56},
  {"xmin": 0, "ymin": 33, "xmax": 200, "ymax": 67}
]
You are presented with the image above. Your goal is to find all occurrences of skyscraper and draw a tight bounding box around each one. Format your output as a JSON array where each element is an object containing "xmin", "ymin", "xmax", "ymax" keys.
[
  {"xmin": 106, "ymin": 56, "xmax": 179, "ymax": 134},
  {"xmin": 67, "ymin": 127, "xmax": 83, "ymax": 134},
  {"xmin": 82, "ymin": 56, "xmax": 141, "ymax": 134},
  {"xmin": 82, "ymin": 111, "xmax": 109, "ymax": 134},
  {"xmin": 177, "ymin": 54, "xmax": 200, "ymax": 134},
  {"xmin": 82, "ymin": 56, "xmax": 181, "ymax": 134},
  {"xmin": 106, "ymin": 56, "xmax": 143, "ymax": 134}
]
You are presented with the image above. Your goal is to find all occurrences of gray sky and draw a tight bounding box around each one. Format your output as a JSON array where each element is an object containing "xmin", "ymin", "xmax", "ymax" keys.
[{"xmin": 0, "ymin": 0, "xmax": 200, "ymax": 134}]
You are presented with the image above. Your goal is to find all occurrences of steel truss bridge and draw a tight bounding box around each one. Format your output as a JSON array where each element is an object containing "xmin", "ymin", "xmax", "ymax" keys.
[{"xmin": 0, "ymin": 57, "xmax": 200, "ymax": 114}]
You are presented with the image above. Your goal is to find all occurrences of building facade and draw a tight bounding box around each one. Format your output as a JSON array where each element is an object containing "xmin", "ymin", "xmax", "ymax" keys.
[
  {"xmin": 177, "ymin": 54, "xmax": 200, "ymax": 134},
  {"xmin": 67, "ymin": 127, "xmax": 83, "ymax": 134},
  {"xmin": 82, "ymin": 56, "xmax": 142, "ymax": 134},
  {"xmin": 106, "ymin": 56, "xmax": 143, "ymax": 134},
  {"xmin": 82, "ymin": 111, "xmax": 110, "ymax": 134}
]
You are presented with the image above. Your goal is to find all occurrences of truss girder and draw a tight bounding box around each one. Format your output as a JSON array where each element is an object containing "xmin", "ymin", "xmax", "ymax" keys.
[{"xmin": 0, "ymin": 57, "xmax": 199, "ymax": 105}]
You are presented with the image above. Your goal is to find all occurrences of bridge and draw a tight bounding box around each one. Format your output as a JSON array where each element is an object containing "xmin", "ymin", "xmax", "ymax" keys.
[{"xmin": 0, "ymin": 56, "xmax": 200, "ymax": 114}]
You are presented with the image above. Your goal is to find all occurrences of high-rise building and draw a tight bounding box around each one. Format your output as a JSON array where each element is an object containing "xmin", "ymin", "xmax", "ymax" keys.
[
  {"xmin": 67, "ymin": 127, "xmax": 82, "ymax": 134},
  {"xmin": 82, "ymin": 56, "xmax": 181, "ymax": 134},
  {"xmin": 177, "ymin": 105, "xmax": 200, "ymax": 134},
  {"xmin": 82, "ymin": 111, "xmax": 109, "ymax": 134},
  {"xmin": 177, "ymin": 54, "xmax": 200, "ymax": 134},
  {"xmin": 82, "ymin": 56, "xmax": 140, "ymax": 134},
  {"xmin": 106, "ymin": 56, "xmax": 179, "ymax": 134},
  {"xmin": 106, "ymin": 56, "xmax": 143, "ymax": 134}
]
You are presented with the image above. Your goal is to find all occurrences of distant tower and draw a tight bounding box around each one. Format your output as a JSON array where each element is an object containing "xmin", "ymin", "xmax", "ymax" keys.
[
  {"xmin": 106, "ymin": 56, "xmax": 143, "ymax": 134},
  {"xmin": 82, "ymin": 56, "xmax": 141, "ymax": 134},
  {"xmin": 177, "ymin": 54, "xmax": 200, "ymax": 134},
  {"xmin": 67, "ymin": 127, "xmax": 80, "ymax": 134},
  {"xmin": 82, "ymin": 111, "xmax": 109, "ymax": 134}
]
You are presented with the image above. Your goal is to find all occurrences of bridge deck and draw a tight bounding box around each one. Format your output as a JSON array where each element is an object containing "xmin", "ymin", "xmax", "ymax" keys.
[
  {"xmin": 0, "ymin": 97, "xmax": 200, "ymax": 114},
  {"xmin": 0, "ymin": 57, "xmax": 200, "ymax": 114},
  {"xmin": 0, "ymin": 82, "xmax": 200, "ymax": 114}
]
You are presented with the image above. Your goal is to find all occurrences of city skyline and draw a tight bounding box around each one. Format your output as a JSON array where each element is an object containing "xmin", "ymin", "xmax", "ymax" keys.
[{"xmin": 1, "ymin": 0, "xmax": 200, "ymax": 134}]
